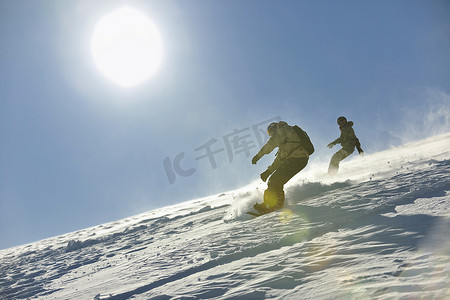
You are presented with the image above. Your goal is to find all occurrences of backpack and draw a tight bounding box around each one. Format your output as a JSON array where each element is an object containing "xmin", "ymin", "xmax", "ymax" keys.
[{"xmin": 292, "ymin": 125, "xmax": 315, "ymax": 155}]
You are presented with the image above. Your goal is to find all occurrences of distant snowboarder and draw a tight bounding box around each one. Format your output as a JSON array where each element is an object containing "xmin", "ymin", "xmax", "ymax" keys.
[
  {"xmin": 251, "ymin": 121, "xmax": 313, "ymax": 215},
  {"xmin": 327, "ymin": 116, "xmax": 364, "ymax": 174}
]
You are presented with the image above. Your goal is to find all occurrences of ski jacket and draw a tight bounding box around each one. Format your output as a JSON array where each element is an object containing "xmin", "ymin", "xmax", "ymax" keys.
[
  {"xmin": 331, "ymin": 121, "xmax": 361, "ymax": 153},
  {"xmin": 255, "ymin": 121, "xmax": 309, "ymax": 172}
]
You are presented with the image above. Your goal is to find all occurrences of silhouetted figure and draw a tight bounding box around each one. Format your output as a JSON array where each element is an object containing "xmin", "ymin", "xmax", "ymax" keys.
[
  {"xmin": 252, "ymin": 121, "xmax": 313, "ymax": 214},
  {"xmin": 327, "ymin": 116, "xmax": 363, "ymax": 174}
]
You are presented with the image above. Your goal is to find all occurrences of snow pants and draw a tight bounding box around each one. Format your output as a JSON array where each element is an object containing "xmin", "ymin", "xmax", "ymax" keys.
[
  {"xmin": 260, "ymin": 157, "xmax": 308, "ymax": 212},
  {"xmin": 328, "ymin": 148, "xmax": 352, "ymax": 174}
]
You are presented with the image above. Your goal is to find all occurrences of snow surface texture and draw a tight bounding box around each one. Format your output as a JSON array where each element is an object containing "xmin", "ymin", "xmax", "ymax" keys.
[{"xmin": 1, "ymin": 133, "xmax": 449, "ymax": 300}]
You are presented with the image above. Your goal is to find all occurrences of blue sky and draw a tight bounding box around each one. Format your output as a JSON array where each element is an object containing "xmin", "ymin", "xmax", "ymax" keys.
[{"xmin": 1, "ymin": 0, "xmax": 449, "ymax": 249}]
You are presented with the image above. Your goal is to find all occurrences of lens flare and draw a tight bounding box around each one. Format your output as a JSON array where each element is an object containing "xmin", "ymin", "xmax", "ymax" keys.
[{"xmin": 279, "ymin": 208, "xmax": 294, "ymax": 223}]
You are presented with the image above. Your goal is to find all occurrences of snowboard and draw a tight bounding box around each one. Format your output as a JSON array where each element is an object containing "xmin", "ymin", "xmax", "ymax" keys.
[
  {"xmin": 247, "ymin": 208, "xmax": 280, "ymax": 217},
  {"xmin": 246, "ymin": 211, "xmax": 263, "ymax": 217},
  {"xmin": 247, "ymin": 210, "xmax": 275, "ymax": 217}
]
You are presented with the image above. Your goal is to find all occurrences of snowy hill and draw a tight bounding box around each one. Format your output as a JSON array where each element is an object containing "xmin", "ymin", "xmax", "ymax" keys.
[{"xmin": 1, "ymin": 133, "xmax": 449, "ymax": 300}]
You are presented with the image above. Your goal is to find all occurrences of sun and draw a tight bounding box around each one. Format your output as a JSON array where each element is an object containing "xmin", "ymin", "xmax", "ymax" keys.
[{"xmin": 91, "ymin": 7, "xmax": 163, "ymax": 88}]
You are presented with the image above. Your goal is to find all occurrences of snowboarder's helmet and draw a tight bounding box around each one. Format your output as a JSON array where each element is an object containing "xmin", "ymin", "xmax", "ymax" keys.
[
  {"xmin": 267, "ymin": 122, "xmax": 278, "ymax": 136},
  {"xmin": 337, "ymin": 116, "xmax": 347, "ymax": 125}
]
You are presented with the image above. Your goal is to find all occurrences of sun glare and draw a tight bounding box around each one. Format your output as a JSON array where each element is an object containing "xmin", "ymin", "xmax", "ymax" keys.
[{"xmin": 91, "ymin": 7, "xmax": 163, "ymax": 88}]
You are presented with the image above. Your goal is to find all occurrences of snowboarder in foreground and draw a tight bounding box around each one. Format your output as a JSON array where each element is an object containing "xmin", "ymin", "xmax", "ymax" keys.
[
  {"xmin": 251, "ymin": 121, "xmax": 314, "ymax": 215},
  {"xmin": 327, "ymin": 116, "xmax": 364, "ymax": 174}
]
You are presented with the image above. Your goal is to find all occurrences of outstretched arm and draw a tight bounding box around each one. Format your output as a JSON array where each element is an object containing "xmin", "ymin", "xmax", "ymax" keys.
[
  {"xmin": 328, "ymin": 137, "xmax": 340, "ymax": 148},
  {"xmin": 252, "ymin": 153, "xmax": 262, "ymax": 164},
  {"xmin": 355, "ymin": 138, "xmax": 364, "ymax": 155},
  {"xmin": 251, "ymin": 136, "xmax": 278, "ymax": 164}
]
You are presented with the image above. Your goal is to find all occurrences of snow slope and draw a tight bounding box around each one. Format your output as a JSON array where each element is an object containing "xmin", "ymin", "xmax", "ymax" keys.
[{"xmin": 1, "ymin": 133, "xmax": 449, "ymax": 300}]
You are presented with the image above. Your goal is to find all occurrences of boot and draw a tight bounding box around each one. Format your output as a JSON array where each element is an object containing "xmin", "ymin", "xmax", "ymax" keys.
[{"xmin": 253, "ymin": 203, "xmax": 270, "ymax": 214}]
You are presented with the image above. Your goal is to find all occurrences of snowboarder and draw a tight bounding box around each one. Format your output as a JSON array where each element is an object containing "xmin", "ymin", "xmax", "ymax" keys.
[
  {"xmin": 327, "ymin": 116, "xmax": 364, "ymax": 174},
  {"xmin": 251, "ymin": 121, "xmax": 313, "ymax": 215}
]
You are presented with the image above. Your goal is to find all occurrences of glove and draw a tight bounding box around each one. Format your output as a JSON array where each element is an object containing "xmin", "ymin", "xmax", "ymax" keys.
[
  {"xmin": 260, "ymin": 169, "xmax": 272, "ymax": 182},
  {"xmin": 327, "ymin": 142, "xmax": 335, "ymax": 149},
  {"xmin": 357, "ymin": 147, "xmax": 364, "ymax": 156},
  {"xmin": 252, "ymin": 154, "xmax": 261, "ymax": 165}
]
